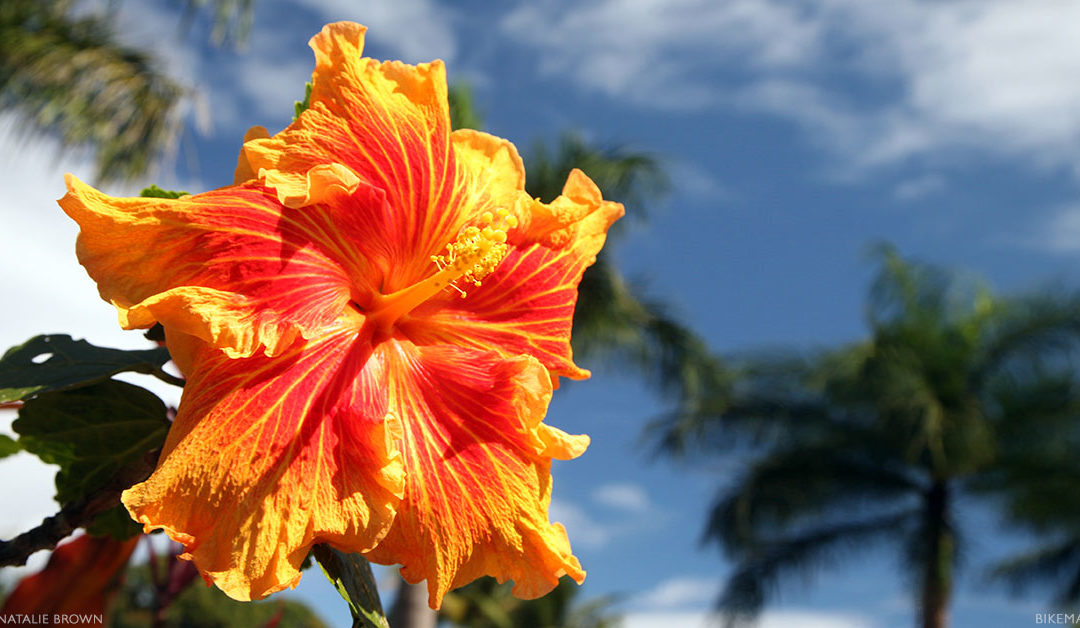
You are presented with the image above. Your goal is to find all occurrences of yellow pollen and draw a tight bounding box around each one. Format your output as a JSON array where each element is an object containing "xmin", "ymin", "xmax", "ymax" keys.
[{"xmin": 367, "ymin": 209, "xmax": 516, "ymax": 330}]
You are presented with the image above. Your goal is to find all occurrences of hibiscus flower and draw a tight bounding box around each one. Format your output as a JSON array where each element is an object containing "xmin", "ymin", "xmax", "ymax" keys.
[{"xmin": 59, "ymin": 21, "xmax": 622, "ymax": 607}]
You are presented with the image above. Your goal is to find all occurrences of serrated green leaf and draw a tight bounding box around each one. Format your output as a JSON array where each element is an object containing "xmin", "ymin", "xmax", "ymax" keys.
[
  {"xmin": 0, "ymin": 434, "xmax": 19, "ymax": 459},
  {"xmin": 313, "ymin": 544, "xmax": 389, "ymax": 628},
  {"xmin": 0, "ymin": 335, "xmax": 174, "ymax": 403},
  {"xmin": 140, "ymin": 184, "xmax": 188, "ymax": 199},
  {"xmin": 14, "ymin": 380, "xmax": 169, "ymax": 505}
]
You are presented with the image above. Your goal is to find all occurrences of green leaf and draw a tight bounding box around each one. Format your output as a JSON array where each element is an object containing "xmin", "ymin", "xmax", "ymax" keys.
[
  {"xmin": 0, "ymin": 434, "xmax": 20, "ymax": 459},
  {"xmin": 313, "ymin": 544, "xmax": 389, "ymax": 628},
  {"xmin": 140, "ymin": 184, "xmax": 188, "ymax": 199},
  {"xmin": 294, "ymin": 81, "xmax": 312, "ymax": 120},
  {"xmin": 86, "ymin": 504, "xmax": 143, "ymax": 540},
  {"xmin": 14, "ymin": 380, "xmax": 169, "ymax": 505},
  {"xmin": 0, "ymin": 335, "xmax": 174, "ymax": 403}
]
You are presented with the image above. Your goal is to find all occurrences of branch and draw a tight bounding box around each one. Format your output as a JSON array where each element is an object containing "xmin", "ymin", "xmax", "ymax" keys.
[{"xmin": 0, "ymin": 447, "xmax": 159, "ymax": 566}]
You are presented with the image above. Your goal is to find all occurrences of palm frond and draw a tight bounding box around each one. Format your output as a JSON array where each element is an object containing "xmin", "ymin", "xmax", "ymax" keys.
[
  {"xmin": 0, "ymin": 0, "xmax": 183, "ymax": 181},
  {"xmin": 718, "ymin": 509, "xmax": 917, "ymax": 628},
  {"xmin": 448, "ymin": 81, "xmax": 484, "ymax": 131},
  {"xmin": 988, "ymin": 539, "xmax": 1080, "ymax": 604},
  {"xmin": 178, "ymin": 0, "xmax": 254, "ymax": 45},
  {"xmin": 971, "ymin": 292, "xmax": 1080, "ymax": 387},
  {"xmin": 706, "ymin": 441, "xmax": 921, "ymax": 553},
  {"xmin": 572, "ymin": 257, "xmax": 718, "ymax": 398},
  {"xmin": 525, "ymin": 132, "xmax": 669, "ymax": 227}
]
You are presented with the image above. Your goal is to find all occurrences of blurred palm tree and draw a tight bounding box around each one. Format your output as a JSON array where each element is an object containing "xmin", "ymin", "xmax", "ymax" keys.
[
  {"xmin": 979, "ymin": 372, "xmax": 1080, "ymax": 604},
  {"xmin": 0, "ymin": 0, "xmax": 252, "ymax": 182},
  {"xmin": 439, "ymin": 576, "xmax": 620, "ymax": 628},
  {"xmin": 519, "ymin": 122, "xmax": 720, "ymax": 416},
  {"xmin": 653, "ymin": 245, "xmax": 1080, "ymax": 628},
  {"xmin": 0, "ymin": 0, "xmax": 181, "ymax": 181}
]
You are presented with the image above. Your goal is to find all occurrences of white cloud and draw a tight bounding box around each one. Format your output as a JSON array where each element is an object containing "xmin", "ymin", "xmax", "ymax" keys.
[
  {"xmin": 622, "ymin": 609, "xmax": 875, "ymax": 628},
  {"xmin": 503, "ymin": 0, "xmax": 1080, "ymax": 178},
  {"xmin": 593, "ymin": 483, "xmax": 652, "ymax": 513},
  {"xmin": 670, "ymin": 160, "xmax": 730, "ymax": 202},
  {"xmin": 1029, "ymin": 205, "xmax": 1080, "ymax": 253},
  {"xmin": 502, "ymin": 0, "xmax": 820, "ymax": 110},
  {"xmin": 291, "ymin": 0, "xmax": 458, "ymax": 64},
  {"xmin": 637, "ymin": 576, "xmax": 720, "ymax": 609},
  {"xmin": 550, "ymin": 499, "xmax": 612, "ymax": 549},
  {"xmin": 892, "ymin": 174, "xmax": 946, "ymax": 202}
]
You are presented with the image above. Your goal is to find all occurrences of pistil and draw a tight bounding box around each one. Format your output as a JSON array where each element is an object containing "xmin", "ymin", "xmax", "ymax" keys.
[{"xmin": 367, "ymin": 209, "xmax": 517, "ymax": 331}]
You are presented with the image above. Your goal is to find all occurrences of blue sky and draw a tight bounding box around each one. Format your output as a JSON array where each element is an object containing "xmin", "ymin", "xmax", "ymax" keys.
[{"xmin": 3, "ymin": 0, "xmax": 1080, "ymax": 626}]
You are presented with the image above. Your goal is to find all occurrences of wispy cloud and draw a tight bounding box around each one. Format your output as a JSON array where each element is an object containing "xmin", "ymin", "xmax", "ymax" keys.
[
  {"xmin": 892, "ymin": 174, "xmax": 946, "ymax": 202},
  {"xmin": 550, "ymin": 499, "xmax": 613, "ymax": 549},
  {"xmin": 593, "ymin": 483, "xmax": 652, "ymax": 513},
  {"xmin": 622, "ymin": 609, "xmax": 875, "ymax": 628},
  {"xmin": 501, "ymin": 0, "xmax": 820, "ymax": 110},
  {"xmin": 551, "ymin": 485, "xmax": 661, "ymax": 549},
  {"xmin": 1027, "ymin": 205, "xmax": 1080, "ymax": 254},
  {"xmin": 290, "ymin": 0, "xmax": 458, "ymax": 64},
  {"xmin": 503, "ymin": 0, "xmax": 1080, "ymax": 178},
  {"xmin": 636, "ymin": 576, "xmax": 720, "ymax": 609}
]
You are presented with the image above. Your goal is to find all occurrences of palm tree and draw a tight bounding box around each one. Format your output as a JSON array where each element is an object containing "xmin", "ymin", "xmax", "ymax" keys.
[
  {"xmin": 979, "ymin": 371, "xmax": 1080, "ymax": 604},
  {"xmin": 653, "ymin": 246, "xmax": 1080, "ymax": 628},
  {"xmin": 0, "ymin": 0, "xmax": 253, "ymax": 182},
  {"xmin": 524, "ymin": 129, "xmax": 719, "ymax": 415},
  {"xmin": 438, "ymin": 576, "xmax": 620, "ymax": 628}
]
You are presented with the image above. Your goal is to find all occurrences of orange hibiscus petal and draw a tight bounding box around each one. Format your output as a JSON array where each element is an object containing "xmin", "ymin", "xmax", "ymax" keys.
[
  {"xmin": 363, "ymin": 340, "xmax": 585, "ymax": 607},
  {"xmin": 59, "ymin": 175, "xmax": 392, "ymax": 358},
  {"xmin": 242, "ymin": 22, "xmax": 467, "ymax": 291},
  {"xmin": 233, "ymin": 125, "xmax": 271, "ymax": 184},
  {"xmin": 403, "ymin": 168, "xmax": 624, "ymax": 380},
  {"xmin": 0, "ymin": 534, "xmax": 137, "ymax": 617},
  {"xmin": 121, "ymin": 324, "xmax": 404, "ymax": 601}
]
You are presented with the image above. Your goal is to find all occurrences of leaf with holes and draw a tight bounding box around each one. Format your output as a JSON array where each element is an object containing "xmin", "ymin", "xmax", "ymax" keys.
[
  {"xmin": 0, "ymin": 335, "xmax": 174, "ymax": 403},
  {"xmin": 14, "ymin": 380, "xmax": 169, "ymax": 506}
]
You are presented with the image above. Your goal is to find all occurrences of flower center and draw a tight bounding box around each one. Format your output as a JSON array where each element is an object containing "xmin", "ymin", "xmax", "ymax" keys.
[{"xmin": 366, "ymin": 209, "xmax": 517, "ymax": 332}]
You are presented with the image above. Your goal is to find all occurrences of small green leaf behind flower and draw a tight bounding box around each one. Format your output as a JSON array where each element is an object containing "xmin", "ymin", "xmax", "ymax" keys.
[
  {"xmin": 294, "ymin": 81, "xmax": 313, "ymax": 121},
  {"xmin": 140, "ymin": 184, "xmax": 188, "ymax": 199},
  {"xmin": 14, "ymin": 380, "xmax": 170, "ymax": 538},
  {"xmin": 312, "ymin": 544, "xmax": 389, "ymax": 628},
  {"xmin": 0, "ymin": 434, "xmax": 20, "ymax": 459},
  {"xmin": 0, "ymin": 334, "xmax": 176, "ymax": 403}
]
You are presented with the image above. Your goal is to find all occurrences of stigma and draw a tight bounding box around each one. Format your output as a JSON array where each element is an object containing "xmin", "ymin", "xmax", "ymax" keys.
[{"xmin": 367, "ymin": 209, "xmax": 516, "ymax": 331}]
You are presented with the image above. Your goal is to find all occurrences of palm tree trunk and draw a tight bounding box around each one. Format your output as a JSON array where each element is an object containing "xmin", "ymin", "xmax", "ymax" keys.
[
  {"xmin": 388, "ymin": 580, "xmax": 437, "ymax": 628},
  {"xmin": 920, "ymin": 480, "xmax": 953, "ymax": 628}
]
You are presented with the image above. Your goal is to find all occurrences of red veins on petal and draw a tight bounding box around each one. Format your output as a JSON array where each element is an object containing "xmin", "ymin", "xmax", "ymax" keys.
[
  {"xmin": 364, "ymin": 342, "xmax": 587, "ymax": 607},
  {"xmin": 122, "ymin": 325, "xmax": 404, "ymax": 601},
  {"xmin": 59, "ymin": 177, "xmax": 397, "ymax": 360}
]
